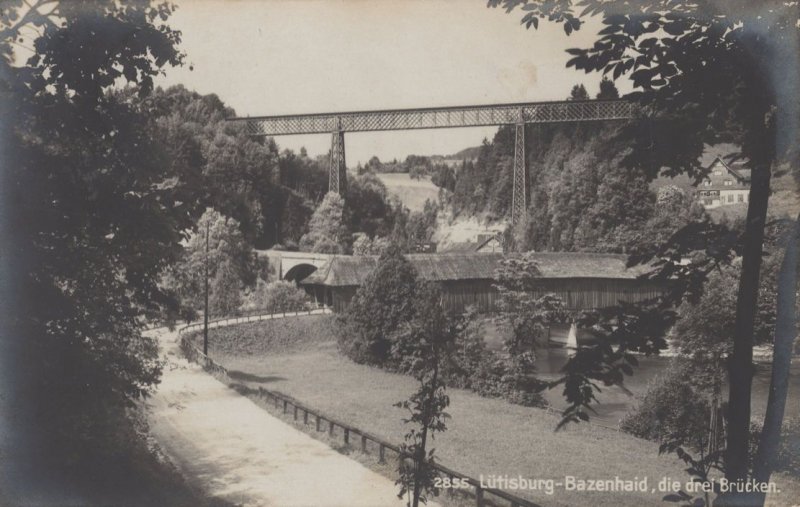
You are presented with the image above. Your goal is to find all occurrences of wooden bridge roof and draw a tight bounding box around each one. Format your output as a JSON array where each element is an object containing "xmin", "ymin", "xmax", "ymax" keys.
[{"xmin": 300, "ymin": 252, "xmax": 649, "ymax": 287}]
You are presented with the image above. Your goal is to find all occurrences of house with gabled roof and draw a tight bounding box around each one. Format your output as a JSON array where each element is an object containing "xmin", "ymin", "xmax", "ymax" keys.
[{"xmin": 696, "ymin": 152, "xmax": 751, "ymax": 209}]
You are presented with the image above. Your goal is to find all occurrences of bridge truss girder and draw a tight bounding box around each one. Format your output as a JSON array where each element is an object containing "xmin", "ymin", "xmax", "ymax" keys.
[
  {"xmin": 231, "ymin": 100, "xmax": 635, "ymax": 136},
  {"xmin": 329, "ymin": 130, "xmax": 346, "ymax": 194},
  {"xmin": 229, "ymin": 100, "xmax": 636, "ymax": 223},
  {"xmin": 512, "ymin": 122, "xmax": 526, "ymax": 226}
]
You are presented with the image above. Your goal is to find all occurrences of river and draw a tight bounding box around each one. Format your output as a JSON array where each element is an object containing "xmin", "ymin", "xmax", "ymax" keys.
[
  {"xmin": 481, "ymin": 320, "xmax": 799, "ymax": 427},
  {"xmin": 533, "ymin": 345, "xmax": 800, "ymax": 427}
]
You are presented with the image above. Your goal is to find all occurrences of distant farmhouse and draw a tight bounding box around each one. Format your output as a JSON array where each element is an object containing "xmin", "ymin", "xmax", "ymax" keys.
[
  {"xmin": 697, "ymin": 154, "xmax": 751, "ymax": 209},
  {"xmin": 652, "ymin": 144, "xmax": 752, "ymax": 210},
  {"xmin": 299, "ymin": 252, "xmax": 661, "ymax": 314}
]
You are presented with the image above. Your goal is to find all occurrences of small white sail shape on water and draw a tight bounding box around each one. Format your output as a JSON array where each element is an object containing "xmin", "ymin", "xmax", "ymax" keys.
[{"xmin": 566, "ymin": 322, "xmax": 578, "ymax": 355}]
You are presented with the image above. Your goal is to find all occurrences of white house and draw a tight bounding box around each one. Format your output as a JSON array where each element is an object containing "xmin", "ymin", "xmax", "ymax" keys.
[{"xmin": 697, "ymin": 156, "xmax": 751, "ymax": 209}]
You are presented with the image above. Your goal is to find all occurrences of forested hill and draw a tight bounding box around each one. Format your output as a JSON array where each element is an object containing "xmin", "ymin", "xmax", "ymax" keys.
[
  {"xmin": 136, "ymin": 85, "xmax": 438, "ymax": 253},
  {"xmin": 447, "ymin": 145, "xmax": 482, "ymax": 160},
  {"xmin": 430, "ymin": 82, "xmax": 708, "ymax": 254}
]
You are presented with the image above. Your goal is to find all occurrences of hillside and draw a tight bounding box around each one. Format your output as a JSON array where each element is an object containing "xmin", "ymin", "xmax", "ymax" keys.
[
  {"xmin": 374, "ymin": 173, "xmax": 440, "ymax": 212},
  {"xmin": 447, "ymin": 145, "xmax": 482, "ymax": 161},
  {"xmin": 432, "ymin": 212, "xmax": 506, "ymax": 251}
]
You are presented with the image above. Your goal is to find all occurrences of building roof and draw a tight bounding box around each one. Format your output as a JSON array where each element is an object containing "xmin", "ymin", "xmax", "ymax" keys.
[
  {"xmin": 701, "ymin": 157, "xmax": 750, "ymax": 191},
  {"xmin": 300, "ymin": 252, "xmax": 649, "ymax": 287},
  {"xmin": 652, "ymin": 144, "xmax": 750, "ymax": 192},
  {"xmin": 699, "ymin": 143, "xmax": 739, "ymax": 168}
]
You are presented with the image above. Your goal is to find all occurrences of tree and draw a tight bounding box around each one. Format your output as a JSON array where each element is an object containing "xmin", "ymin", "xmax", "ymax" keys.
[
  {"xmin": 393, "ymin": 283, "xmax": 454, "ymax": 507},
  {"xmin": 366, "ymin": 155, "xmax": 384, "ymax": 173},
  {"xmin": 493, "ymin": 254, "xmax": 567, "ymax": 406},
  {"xmin": 490, "ymin": 0, "xmax": 799, "ymax": 497},
  {"xmin": 752, "ymin": 216, "xmax": 800, "ymax": 502},
  {"xmin": 209, "ymin": 259, "xmax": 243, "ymax": 317},
  {"xmin": 405, "ymin": 200, "xmax": 439, "ymax": 248},
  {"xmin": 568, "ymin": 83, "xmax": 589, "ymax": 100},
  {"xmin": 164, "ymin": 208, "xmax": 256, "ymax": 314},
  {"xmin": 134, "ymin": 85, "xmax": 293, "ymax": 248},
  {"xmin": 603, "ymin": 185, "xmax": 705, "ymax": 253},
  {"xmin": 338, "ymin": 245, "xmax": 418, "ymax": 365},
  {"xmin": 596, "ymin": 76, "xmax": 619, "ymax": 100},
  {"xmin": 620, "ymin": 361, "xmax": 715, "ymax": 454},
  {"xmin": 430, "ymin": 165, "xmax": 456, "ymax": 192},
  {"xmin": 352, "ymin": 233, "xmax": 391, "ymax": 256},
  {"xmin": 299, "ymin": 192, "xmax": 347, "ymax": 253},
  {"xmin": 352, "ymin": 233, "xmax": 374, "ymax": 256},
  {"xmin": 344, "ymin": 172, "xmax": 398, "ymax": 241},
  {"xmin": 0, "ymin": 0, "xmax": 189, "ymax": 501}
]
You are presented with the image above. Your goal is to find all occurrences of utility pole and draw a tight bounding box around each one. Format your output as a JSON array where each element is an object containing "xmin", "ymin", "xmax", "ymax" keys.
[{"xmin": 203, "ymin": 219, "xmax": 209, "ymax": 356}]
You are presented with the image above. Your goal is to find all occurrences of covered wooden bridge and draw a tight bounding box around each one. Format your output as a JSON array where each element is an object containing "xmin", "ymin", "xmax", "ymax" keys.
[{"xmin": 299, "ymin": 252, "xmax": 661, "ymax": 314}]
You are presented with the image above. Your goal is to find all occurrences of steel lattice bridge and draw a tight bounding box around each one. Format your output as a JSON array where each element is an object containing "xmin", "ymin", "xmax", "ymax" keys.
[{"xmin": 229, "ymin": 99, "xmax": 637, "ymax": 225}]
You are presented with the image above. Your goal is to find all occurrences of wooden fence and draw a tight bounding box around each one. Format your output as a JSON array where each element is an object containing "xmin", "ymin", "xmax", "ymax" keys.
[
  {"xmin": 178, "ymin": 307, "xmax": 331, "ymax": 335},
  {"xmin": 178, "ymin": 333, "xmax": 541, "ymax": 507}
]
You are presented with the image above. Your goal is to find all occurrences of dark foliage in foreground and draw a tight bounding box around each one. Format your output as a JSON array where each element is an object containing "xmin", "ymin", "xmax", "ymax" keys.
[
  {"xmin": 490, "ymin": 2, "xmax": 798, "ymax": 499},
  {"xmin": 0, "ymin": 1, "xmax": 225, "ymax": 504}
]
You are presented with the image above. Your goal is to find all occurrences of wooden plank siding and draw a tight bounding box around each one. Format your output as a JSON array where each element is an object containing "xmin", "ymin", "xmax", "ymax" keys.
[
  {"xmin": 525, "ymin": 278, "xmax": 662, "ymax": 312},
  {"xmin": 440, "ymin": 280, "xmax": 498, "ymax": 313},
  {"xmin": 324, "ymin": 278, "xmax": 661, "ymax": 315}
]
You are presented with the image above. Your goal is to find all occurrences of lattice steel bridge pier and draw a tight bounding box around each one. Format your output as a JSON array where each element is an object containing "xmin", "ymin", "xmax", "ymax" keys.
[{"xmin": 229, "ymin": 99, "xmax": 636, "ymax": 225}]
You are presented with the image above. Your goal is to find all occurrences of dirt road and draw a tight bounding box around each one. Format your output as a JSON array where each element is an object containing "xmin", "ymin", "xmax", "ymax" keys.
[{"xmin": 147, "ymin": 328, "xmax": 425, "ymax": 507}]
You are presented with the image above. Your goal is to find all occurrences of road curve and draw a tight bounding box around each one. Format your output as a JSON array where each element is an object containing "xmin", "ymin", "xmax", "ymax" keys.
[{"xmin": 146, "ymin": 328, "xmax": 426, "ymax": 507}]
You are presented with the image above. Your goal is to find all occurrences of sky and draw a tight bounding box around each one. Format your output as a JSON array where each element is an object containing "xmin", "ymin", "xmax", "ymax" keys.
[{"xmin": 156, "ymin": 0, "xmax": 619, "ymax": 165}]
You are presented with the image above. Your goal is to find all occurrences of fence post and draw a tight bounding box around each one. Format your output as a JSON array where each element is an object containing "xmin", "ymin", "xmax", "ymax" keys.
[
  {"xmin": 303, "ymin": 410, "xmax": 309, "ymax": 425},
  {"xmin": 316, "ymin": 415, "xmax": 321, "ymax": 432},
  {"xmin": 475, "ymin": 485, "xmax": 484, "ymax": 507},
  {"xmin": 274, "ymin": 396, "xmax": 279, "ymax": 409},
  {"xmin": 283, "ymin": 400, "xmax": 287, "ymax": 414},
  {"xmin": 293, "ymin": 406, "xmax": 298, "ymax": 421},
  {"xmin": 379, "ymin": 444, "xmax": 385, "ymax": 463},
  {"xmin": 361, "ymin": 435, "xmax": 367, "ymax": 453},
  {"xmin": 344, "ymin": 428, "xmax": 349, "ymax": 445},
  {"xmin": 329, "ymin": 421, "xmax": 334, "ymax": 437}
]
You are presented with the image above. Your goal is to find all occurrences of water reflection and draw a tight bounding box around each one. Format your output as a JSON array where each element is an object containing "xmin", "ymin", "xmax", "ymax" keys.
[{"xmin": 533, "ymin": 344, "xmax": 800, "ymax": 428}]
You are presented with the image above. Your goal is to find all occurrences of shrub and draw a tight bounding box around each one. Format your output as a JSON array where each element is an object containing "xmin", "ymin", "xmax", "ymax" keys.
[
  {"xmin": 620, "ymin": 361, "xmax": 712, "ymax": 451},
  {"xmin": 194, "ymin": 315, "xmax": 336, "ymax": 356},
  {"xmin": 438, "ymin": 307, "xmax": 545, "ymax": 407},
  {"xmin": 338, "ymin": 244, "xmax": 418, "ymax": 365},
  {"xmin": 244, "ymin": 279, "xmax": 310, "ymax": 314}
]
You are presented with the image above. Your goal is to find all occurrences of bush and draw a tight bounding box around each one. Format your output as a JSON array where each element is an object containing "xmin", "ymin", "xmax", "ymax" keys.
[
  {"xmin": 244, "ymin": 280, "xmax": 310, "ymax": 314},
  {"xmin": 194, "ymin": 315, "xmax": 336, "ymax": 356},
  {"xmin": 388, "ymin": 304, "xmax": 543, "ymax": 407},
  {"xmin": 620, "ymin": 361, "xmax": 712, "ymax": 451},
  {"xmin": 338, "ymin": 245, "xmax": 418, "ymax": 365}
]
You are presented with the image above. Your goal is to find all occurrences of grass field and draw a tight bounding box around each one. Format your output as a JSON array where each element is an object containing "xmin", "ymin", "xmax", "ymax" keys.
[
  {"xmin": 196, "ymin": 316, "xmax": 800, "ymax": 507},
  {"xmin": 375, "ymin": 173, "xmax": 440, "ymax": 212}
]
